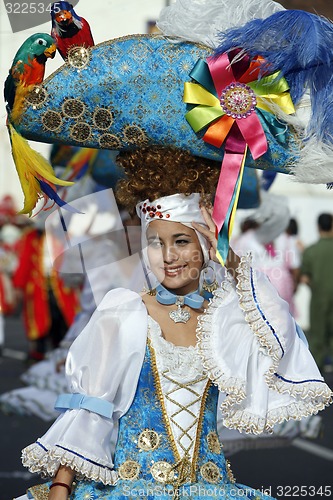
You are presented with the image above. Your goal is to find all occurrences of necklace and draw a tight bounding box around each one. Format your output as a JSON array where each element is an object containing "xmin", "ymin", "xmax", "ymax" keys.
[{"xmin": 155, "ymin": 284, "xmax": 204, "ymax": 324}]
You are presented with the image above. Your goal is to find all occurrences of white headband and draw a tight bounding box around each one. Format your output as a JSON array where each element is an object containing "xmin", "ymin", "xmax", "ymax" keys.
[{"xmin": 136, "ymin": 193, "xmax": 210, "ymax": 267}]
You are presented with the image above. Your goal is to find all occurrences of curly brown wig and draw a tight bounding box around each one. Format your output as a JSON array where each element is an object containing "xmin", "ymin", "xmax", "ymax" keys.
[{"xmin": 115, "ymin": 146, "xmax": 220, "ymax": 212}]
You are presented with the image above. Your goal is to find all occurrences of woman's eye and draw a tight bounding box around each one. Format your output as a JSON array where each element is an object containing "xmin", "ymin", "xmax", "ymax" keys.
[
  {"xmin": 176, "ymin": 239, "xmax": 189, "ymax": 245},
  {"xmin": 149, "ymin": 240, "xmax": 162, "ymax": 248}
]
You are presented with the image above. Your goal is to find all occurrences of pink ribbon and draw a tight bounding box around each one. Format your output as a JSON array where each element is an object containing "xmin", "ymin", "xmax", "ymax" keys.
[
  {"xmin": 207, "ymin": 54, "xmax": 268, "ymax": 232},
  {"xmin": 212, "ymin": 123, "xmax": 246, "ymax": 231}
]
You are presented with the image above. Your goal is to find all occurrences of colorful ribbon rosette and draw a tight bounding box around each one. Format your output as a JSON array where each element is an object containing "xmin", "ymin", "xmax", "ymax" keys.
[{"xmin": 184, "ymin": 51, "xmax": 295, "ymax": 264}]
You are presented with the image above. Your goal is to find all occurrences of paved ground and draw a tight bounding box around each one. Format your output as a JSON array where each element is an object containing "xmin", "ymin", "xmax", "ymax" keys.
[{"xmin": 0, "ymin": 315, "xmax": 332, "ymax": 500}]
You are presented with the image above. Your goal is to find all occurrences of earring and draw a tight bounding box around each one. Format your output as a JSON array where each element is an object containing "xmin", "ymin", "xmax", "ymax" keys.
[{"xmin": 202, "ymin": 266, "xmax": 218, "ymax": 293}]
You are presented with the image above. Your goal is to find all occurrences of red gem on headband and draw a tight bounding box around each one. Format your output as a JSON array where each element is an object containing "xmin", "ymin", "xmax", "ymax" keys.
[{"xmin": 139, "ymin": 203, "xmax": 170, "ymax": 219}]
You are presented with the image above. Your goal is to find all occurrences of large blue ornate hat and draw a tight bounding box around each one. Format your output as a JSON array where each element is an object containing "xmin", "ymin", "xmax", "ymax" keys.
[
  {"xmin": 6, "ymin": 3, "xmax": 333, "ymax": 260},
  {"xmin": 16, "ymin": 34, "xmax": 294, "ymax": 175}
]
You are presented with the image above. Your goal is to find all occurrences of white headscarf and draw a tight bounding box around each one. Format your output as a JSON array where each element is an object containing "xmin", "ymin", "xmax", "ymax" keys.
[{"xmin": 136, "ymin": 193, "xmax": 210, "ymax": 269}]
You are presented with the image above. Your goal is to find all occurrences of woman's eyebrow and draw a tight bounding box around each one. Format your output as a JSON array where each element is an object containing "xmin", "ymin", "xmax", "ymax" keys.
[{"xmin": 173, "ymin": 233, "xmax": 192, "ymax": 238}]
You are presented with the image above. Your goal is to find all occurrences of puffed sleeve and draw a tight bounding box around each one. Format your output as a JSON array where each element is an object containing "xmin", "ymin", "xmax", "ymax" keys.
[
  {"xmin": 197, "ymin": 256, "xmax": 332, "ymax": 435},
  {"xmin": 21, "ymin": 288, "xmax": 147, "ymax": 485}
]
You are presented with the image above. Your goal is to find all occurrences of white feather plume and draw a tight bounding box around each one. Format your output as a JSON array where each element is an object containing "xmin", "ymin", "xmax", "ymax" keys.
[{"xmin": 157, "ymin": 0, "xmax": 285, "ymax": 48}]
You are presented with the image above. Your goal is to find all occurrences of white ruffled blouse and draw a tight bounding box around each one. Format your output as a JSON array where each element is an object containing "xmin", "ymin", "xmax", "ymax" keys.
[{"xmin": 21, "ymin": 257, "xmax": 332, "ymax": 485}]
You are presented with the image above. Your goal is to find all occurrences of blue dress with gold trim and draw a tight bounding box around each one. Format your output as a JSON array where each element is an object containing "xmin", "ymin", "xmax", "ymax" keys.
[
  {"xmin": 22, "ymin": 263, "xmax": 332, "ymax": 500},
  {"xmin": 27, "ymin": 319, "xmax": 274, "ymax": 500}
]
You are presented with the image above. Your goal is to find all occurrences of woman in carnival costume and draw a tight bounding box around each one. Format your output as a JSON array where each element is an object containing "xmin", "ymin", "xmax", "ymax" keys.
[
  {"xmin": 16, "ymin": 146, "xmax": 332, "ymax": 500},
  {"xmin": 7, "ymin": 0, "xmax": 333, "ymax": 498}
]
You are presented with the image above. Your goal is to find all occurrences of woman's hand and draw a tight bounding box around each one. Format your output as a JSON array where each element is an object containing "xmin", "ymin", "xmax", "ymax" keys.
[
  {"xmin": 192, "ymin": 206, "xmax": 219, "ymax": 263},
  {"xmin": 192, "ymin": 206, "xmax": 240, "ymax": 277}
]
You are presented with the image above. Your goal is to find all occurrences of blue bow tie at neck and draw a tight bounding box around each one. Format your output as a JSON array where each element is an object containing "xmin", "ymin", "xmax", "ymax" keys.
[{"xmin": 156, "ymin": 284, "xmax": 204, "ymax": 309}]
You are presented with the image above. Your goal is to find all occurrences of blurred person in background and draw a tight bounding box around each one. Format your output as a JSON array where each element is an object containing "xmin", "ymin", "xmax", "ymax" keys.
[
  {"xmin": 300, "ymin": 213, "xmax": 333, "ymax": 372},
  {"xmin": 12, "ymin": 218, "xmax": 80, "ymax": 362},
  {"xmin": 0, "ymin": 196, "xmax": 26, "ymax": 355},
  {"xmin": 232, "ymin": 192, "xmax": 299, "ymax": 313},
  {"xmin": 273, "ymin": 217, "xmax": 302, "ymax": 317}
]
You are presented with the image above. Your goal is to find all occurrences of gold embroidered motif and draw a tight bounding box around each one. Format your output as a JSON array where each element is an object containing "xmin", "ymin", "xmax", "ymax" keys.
[
  {"xmin": 99, "ymin": 133, "xmax": 122, "ymax": 149},
  {"xmin": 123, "ymin": 124, "xmax": 148, "ymax": 145},
  {"xmin": 25, "ymin": 86, "xmax": 48, "ymax": 108},
  {"xmin": 70, "ymin": 122, "xmax": 92, "ymax": 142},
  {"xmin": 150, "ymin": 461, "xmax": 175, "ymax": 483},
  {"xmin": 207, "ymin": 431, "xmax": 222, "ymax": 454},
  {"xmin": 67, "ymin": 46, "xmax": 91, "ymax": 69},
  {"xmin": 93, "ymin": 108, "xmax": 114, "ymax": 130},
  {"xmin": 41, "ymin": 110, "xmax": 63, "ymax": 131},
  {"xmin": 200, "ymin": 461, "xmax": 221, "ymax": 484},
  {"xmin": 118, "ymin": 459, "xmax": 141, "ymax": 480},
  {"xmin": 226, "ymin": 459, "xmax": 236, "ymax": 483},
  {"xmin": 62, "ymin": 98, "xmax": 86, "ymax": 118},
  {"xmin": 138, "ymin": 429, "xmax": 160, "ymax": 451},
  {"xmin": 26, "ymin": 483, "xmax": 49, "ymax": 500}
]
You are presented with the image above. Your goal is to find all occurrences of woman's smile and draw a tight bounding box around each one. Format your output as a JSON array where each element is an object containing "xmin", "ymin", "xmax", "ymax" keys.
[{"xmin": 163, "ymin": 264, "xmax": 187, "ymax": 277}]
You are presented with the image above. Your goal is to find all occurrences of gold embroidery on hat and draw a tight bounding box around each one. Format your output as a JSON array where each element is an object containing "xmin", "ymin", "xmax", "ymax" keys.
[
  {"xmin": 99, "ymin": 133, "xmax": 122, "ymax": 149},
  {"xmin": 70, "ymin": 122, "xmax": 91, "ymax": 142},
  {"xmin": 118, "ymin": 459, "xmax": 141, "ymax": 480},
  {"xmin": 67, "ymin": 46, "xmax": 91, "ymax": 69},
  {"xmin": 150, "ymin": 461, "xmax": 175, "ymax": 483},
  {"xmin": 138, "ymin": 429, "xmax": 160, "ymax": 452},
  {"xmin": 200, "ymin": 461, "xmax": 221, "ymax": 484},
  {"xmin": 25, "ymin": 86, "xmax": 48, "ymax": 109},
  {"xmin": 207, "ymin": 431, "xmax": 222, "ymax": 454},
  {"xmin": 62, "ymin": 98, "xmax": 86, "ymax": 119},
  {"xmin": 93, "ymin": 108, "xmax": 114, "ymax": 130},
  {"xmin": 42, "ymin": 110, "xmax": 63, "ymax": 131},
  {"xmin": 123, "ymin": 124, "xmax": 148, "ymax": 145}
]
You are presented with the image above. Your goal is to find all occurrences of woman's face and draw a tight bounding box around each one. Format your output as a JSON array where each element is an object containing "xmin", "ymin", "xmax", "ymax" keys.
[{"xmin": 146, "ymin": 220, "xmax": 203, "ymax": 295}]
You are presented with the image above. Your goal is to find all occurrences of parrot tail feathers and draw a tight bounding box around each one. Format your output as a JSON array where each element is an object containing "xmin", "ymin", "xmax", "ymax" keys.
[{"xmin": 8, "ymin": 123, "xmax": 74, "ymax": 215}]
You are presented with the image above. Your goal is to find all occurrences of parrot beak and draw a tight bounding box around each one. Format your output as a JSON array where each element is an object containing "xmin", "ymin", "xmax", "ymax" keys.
[
  {"xmin": 55, "ymin": 10, "xmax": 73, "ymax": 25},
  {"xmin": 44, "ymin": 44, "xmax": 57, "ymax": 59}
]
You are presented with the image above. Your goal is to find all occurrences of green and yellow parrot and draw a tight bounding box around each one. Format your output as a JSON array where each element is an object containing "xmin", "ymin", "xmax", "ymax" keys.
[
  {"xmin": 5, "ymin": 33, "xmax": 56, "ymax": 123},
  {"xmin": 4, "ymin": 34, "xmax": 73, "ymax": 215}
]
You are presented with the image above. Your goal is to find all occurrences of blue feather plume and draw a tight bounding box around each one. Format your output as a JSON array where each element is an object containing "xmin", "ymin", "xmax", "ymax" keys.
[
  {"xmin": 38, "ymin": 179, "xmax": 81, "ymax": 213},
  {"xmin": 214, "ymin": 10, "xmax": 333, "ymax": 144}
]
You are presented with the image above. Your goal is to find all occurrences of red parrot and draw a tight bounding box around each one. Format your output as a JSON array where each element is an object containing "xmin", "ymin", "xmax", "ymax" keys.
[{"xmin": 50, "ymin": 1, "xmax": 94, "ymax": 60}]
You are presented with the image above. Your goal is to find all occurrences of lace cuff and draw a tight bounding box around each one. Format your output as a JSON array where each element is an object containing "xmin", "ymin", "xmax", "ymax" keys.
[{"xmin": 22, "ymin": 439, "xmax": 118, "ymax": 485}]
